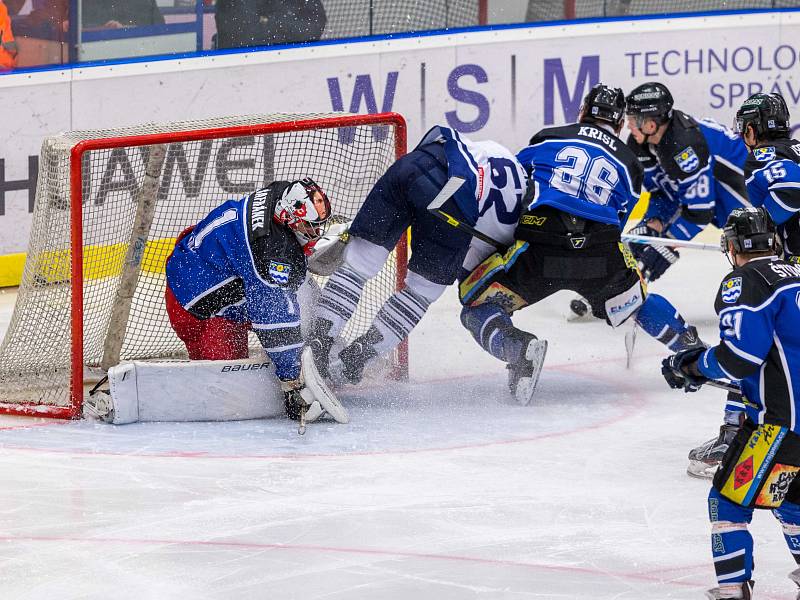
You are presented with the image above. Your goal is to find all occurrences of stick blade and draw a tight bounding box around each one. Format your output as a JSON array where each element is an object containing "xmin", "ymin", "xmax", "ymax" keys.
[{"xmin": 426, "ymin": 176, "xmax": 466, "ymax": 212}]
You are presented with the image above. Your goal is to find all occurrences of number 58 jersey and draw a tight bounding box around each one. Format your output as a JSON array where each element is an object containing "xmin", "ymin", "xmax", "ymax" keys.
[{"xmin": 516, "ymin": 123, "xmax": 644, "ymax": 227}]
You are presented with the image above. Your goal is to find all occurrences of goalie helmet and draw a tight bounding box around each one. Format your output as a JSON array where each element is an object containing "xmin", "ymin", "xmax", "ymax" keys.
[
  {"xmin": 581, "ymin": 83, "xmax": 626, "ymax": 130},
  {"xmin": 734, "ymin": 93, "xmax": 791, "ymax": 139},
  {"xmin": 625, "ymin": 82, "xmax": 674, "ymax": 124},
  {"xmin": 721, "ymin": 207, "xmax": 776, "ymax": 255},
  {"xmin": 274, "ymin": 178, "xmax": 332, "ymax": 245}
]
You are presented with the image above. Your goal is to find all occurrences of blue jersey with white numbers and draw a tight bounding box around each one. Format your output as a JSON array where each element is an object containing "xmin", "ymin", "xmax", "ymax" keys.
[
  {"xmin": 417, "ymin": 126, "xmax": 527, "ymax": 270},
  {"xmin": 516, "ymin": 122, "xmax": 643, "ymax": 227},
  {"xmin": 165, "ymin": 182, "xmax": 307, "ymax": 380},
  {"xmin": 629, "ymin": 111, "xmax": 749, "ymax": 240},
  {"xmin": 698, "ymin": 257, "xmax": 800, "ymax": 432},
  {"xmin": 744, "ymin": 138, "xmax": 800, "ymax": 258}
]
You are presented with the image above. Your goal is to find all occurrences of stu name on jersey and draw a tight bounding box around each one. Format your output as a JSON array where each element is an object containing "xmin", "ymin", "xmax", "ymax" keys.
[
  {"xmin": 578, "ymin": 126, "xmax": 618, "ymax": 150},
  {"xmin": 251, "ymin": 188, "xmax": 270, "ymax": 231}
]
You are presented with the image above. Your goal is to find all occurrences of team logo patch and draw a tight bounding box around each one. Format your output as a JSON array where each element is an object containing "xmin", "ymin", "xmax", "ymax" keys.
[
  {"xmin": 733, "ymin": 455, "xmax": 754, "ymax": 490},
  {"xmin": 754, "ymin": 146, "xmax": 776, "ymax": 162},
  {"xmin": 721, "ymin": 277, "xmax": 742, "ymax": 304},
  {"xmin": 674, "ymin": 146, "xmax": 699, "ymax": 173},
  {"xmin": 268, "ymin": 261, "xmax": 292, "ymax": 285},
  {"xmin": 756, "ymin": 463, "xmax": 800, "ymax": 507}
]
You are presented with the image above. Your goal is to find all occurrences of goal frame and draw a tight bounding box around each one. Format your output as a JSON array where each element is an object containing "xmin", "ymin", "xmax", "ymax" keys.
[{"xmin": 5, "ymin": 112, "xmax": 408, "ymax": 420}]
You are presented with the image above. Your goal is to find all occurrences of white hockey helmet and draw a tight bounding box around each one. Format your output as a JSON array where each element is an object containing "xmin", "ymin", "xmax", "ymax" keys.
[{"xmin": 274, "ymin": 178, "xmax": 332, "ymax": 245}]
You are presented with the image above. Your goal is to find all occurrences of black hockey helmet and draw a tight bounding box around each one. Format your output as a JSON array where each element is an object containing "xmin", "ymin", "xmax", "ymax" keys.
[
  {"xmin": 734, "ymin": 93, "xmax": 791, "ymax": 140},
  {"xmin": 625, "ymin": 82, "xmax": 674, "ymax": 125},
  {"xmin": 721, "ymin": 207, "xmax": 777, "ymax": 255},
  {"xmin": 581, "ymin": 83, "xmax": 626, "ymax": 129}
]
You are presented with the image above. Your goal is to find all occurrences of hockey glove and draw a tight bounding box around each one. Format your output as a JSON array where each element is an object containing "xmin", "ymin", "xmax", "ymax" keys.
[
  {"xmin": 661, "ymin": 347, "xmax": 708, "ymax": 393},
  {"xmin": 627, "ymin": 224, "xmax": 680, "ymax": 283}
]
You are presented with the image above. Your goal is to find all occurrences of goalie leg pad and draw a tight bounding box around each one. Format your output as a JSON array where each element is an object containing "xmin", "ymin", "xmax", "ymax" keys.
[{"xmin": 104, "ymin": 358, "xmax": 284, "ymax": 424}]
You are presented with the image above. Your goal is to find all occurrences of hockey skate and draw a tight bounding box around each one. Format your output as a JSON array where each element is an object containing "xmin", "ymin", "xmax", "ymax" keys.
[
  {"xmin": 704, "ymin": 580, "xmax": 753, "ymax": 599},
  {"xmin": 507, "ymin": 335, "xmax": 548, "ymax": 406},
  {"xmin": 337, "ymin": 326, "xmax": 382, "ymax": 385},
  {"xmin": 687, "ymin": 423, "xmax": 739, "ymax": 479},
  {"xmin": 789, "ymin": 566, "xmax": 800, "ymax": 599}
]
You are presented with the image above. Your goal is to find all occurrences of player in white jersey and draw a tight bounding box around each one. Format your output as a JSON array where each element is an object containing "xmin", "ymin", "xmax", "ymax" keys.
[{"xmin": 307, "ymin": 125, "xmax": 527, "ymax": 384}]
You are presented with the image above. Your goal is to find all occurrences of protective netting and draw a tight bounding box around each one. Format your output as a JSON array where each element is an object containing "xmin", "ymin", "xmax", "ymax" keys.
[
  {"xmin": 0, "ymin": 113, "xmax": 403, "ymax": 413},
  {"xmin": 525, "ymin": 0, "xmax": 800, "ymax": 21},
  {"xmin": 322, "ymin": 0, "xmax": 480, "ymax": 38}
]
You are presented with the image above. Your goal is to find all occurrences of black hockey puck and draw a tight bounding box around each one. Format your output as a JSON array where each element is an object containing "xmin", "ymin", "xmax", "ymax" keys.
[{"xmin": 569, "ymin": 298, "xmax": 588, "ymax": 317}]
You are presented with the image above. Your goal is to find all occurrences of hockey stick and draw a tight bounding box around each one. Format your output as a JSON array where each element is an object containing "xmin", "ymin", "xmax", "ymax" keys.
[
  {"xmin": 706, "ymin": 379, "xmax": 742, "ymax": 395},
  {"xmin": 426, "ymin": 176, "xmax": 505, "ymax": 249},
  {"xmin": 622, "ymin": 233, "xmax": 720, "ymax": 252}
]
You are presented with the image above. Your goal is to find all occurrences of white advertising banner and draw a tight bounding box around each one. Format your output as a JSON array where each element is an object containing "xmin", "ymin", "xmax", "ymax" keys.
[{"xmin": 0, "ymin": 9, "xmax": 797, "ymax": 257}]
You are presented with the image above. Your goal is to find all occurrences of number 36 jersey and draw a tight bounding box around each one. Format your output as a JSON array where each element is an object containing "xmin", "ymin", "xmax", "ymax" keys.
[{"xmin": 516, "ymin": 123, "xmax": 643, "ymax": 228}]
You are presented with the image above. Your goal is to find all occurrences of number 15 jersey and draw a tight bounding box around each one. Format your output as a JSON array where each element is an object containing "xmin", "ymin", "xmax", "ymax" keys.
[{"xmin": 516, "ymin": 123, "xmax": 644, "ymax": 228}]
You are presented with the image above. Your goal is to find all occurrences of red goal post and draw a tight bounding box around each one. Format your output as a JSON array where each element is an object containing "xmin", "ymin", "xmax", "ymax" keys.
[{"xmin": 0, "ymin": 112, "xmax": 408, "ymax": 419}]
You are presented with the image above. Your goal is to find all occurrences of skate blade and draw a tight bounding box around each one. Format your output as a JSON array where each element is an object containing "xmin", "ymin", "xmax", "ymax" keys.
[
  {"xmin": 624, "ymin": 326, "xmax": 638, "ymax": 369},
  {"xmin": 302, "ymin": 347, "xmax": 350, "ymax": 424},
  {"xmin": 514, "ymin": 339, "xmax": 548, "ymax": 406},
  {"xmin": 686, "ymin": 460, "xmax": 719, "ymax": 479}
]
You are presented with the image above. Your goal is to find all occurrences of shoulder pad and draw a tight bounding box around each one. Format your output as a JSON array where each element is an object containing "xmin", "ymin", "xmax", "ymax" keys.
[
  {"xmin": 717, "ymin": 259, "xmax": 800, "ymax": 310},
  {"xmin": 672, "ymin": 110, "xmax": 698, "ymax": 131},
  {"xmin": 658, "ymin": 115, "xmax": 710, "ymax": 179}
]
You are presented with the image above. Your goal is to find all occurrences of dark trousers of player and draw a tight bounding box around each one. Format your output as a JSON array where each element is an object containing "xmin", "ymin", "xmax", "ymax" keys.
[
  {"xmin": 707, "ymin": 418, "xmax": 800, "ymax": 587},
  {"xmin": 475, "ymin": 206, "xmax": 640, "ymax": 320},
  {"xmin": 348, "ymin": 140, "xmax": 472, "ymax": 285}
]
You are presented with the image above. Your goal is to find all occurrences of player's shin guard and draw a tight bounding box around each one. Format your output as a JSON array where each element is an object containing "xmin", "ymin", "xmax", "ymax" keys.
[
  {"xmin": 316, "ymin": 265, "xmax": 368, "ymax": 337},
  {"xmin": 339, "ymin": 286, "xmax": 432, "ymax": 384},
  {"xmin": 774, "ymin": 501, "xmax": 800, "ymax": 566},
  {"xmin": 708, "ymin": 488, "xmax": 755, "ymax": 590},
  {"xmin": 635, "ymin": 293, "xmax": 701, "ymax": 351}
]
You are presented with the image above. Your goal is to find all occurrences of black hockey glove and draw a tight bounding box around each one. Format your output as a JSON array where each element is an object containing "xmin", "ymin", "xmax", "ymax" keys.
[
  {"xmin": 661, "ymin": 347, "xmax": 708, "ymax": 393},
  {"xmin": 627, "ymin": 224, "xmax": 680, "ymax": 282}
]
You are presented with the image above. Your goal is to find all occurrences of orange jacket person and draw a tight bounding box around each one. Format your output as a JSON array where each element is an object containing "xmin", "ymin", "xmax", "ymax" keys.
[{"xmin": 0, "ymin": 1, "xmax": 17, "ymax": 71}]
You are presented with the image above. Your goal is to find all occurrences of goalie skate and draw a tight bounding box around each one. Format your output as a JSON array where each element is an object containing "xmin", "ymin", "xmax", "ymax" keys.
[
  {"xmin": 508, "ymin": 338, "xmax": 548, "ymax": 406},
  {"xmin": 301, "ymin": 347, "xmax": 349, "ymax": 423}
]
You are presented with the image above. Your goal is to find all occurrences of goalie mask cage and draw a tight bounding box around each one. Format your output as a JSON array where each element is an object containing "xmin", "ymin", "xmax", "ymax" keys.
[{"xmin": 0, "ymin": 112, "xmax": 408, "ymax": 419}]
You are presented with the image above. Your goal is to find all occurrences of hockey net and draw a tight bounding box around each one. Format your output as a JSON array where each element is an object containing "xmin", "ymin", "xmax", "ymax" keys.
[{"xmin": 0, "ymin": 112, "xmax": 407, "ymax": 419}]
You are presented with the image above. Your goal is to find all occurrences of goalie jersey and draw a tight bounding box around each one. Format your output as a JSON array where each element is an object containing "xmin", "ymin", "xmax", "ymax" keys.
[
  {"xmin": 515, "ymin": 122, "xmax": 643, "ymax": 227},
  {"xmin": 165, "ymin": 181, "xmax": 307, "ymax": 327},
  {"xmin": 698, "ymin": 257, "xmax": 800, "ymax": 432},
  {"xmin": 416, "ymin": 126, "xmax": 527, "ymax": 270},
  {"xmin": 744, "ymin": 138, "xmax": 800, "ymax": 258}
]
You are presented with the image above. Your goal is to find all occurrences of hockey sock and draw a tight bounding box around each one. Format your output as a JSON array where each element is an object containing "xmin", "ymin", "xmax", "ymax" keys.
[
  {"xmin": 371, "ymin": 287, "xmax": 431, "ymax": 354},
  {"xmin": 316, "ymin": 266, "xmax": 368, "ymax": 338},
  {"xmin": 634, "ymin": 293, "xmax": 690, "ymax": 350},
  {"xmin": 708, "ymin": 488, "xmax": 754, "ymax": 587},
  {"xmin": 774, "ymin": 501, "xmax": 800, "ymax": 565},
  {"xmin": 460, "ymin": 303, "xmax": 528, "ymax": 363}
]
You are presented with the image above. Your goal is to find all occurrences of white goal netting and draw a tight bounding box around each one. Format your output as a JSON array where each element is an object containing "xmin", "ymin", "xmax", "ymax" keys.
[{"xmin": 0, "ymin": 112, "xmax": 406, "ymax": 417}]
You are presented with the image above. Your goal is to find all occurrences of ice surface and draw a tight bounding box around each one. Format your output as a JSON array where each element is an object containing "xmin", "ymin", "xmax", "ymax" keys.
[{"xmin": 0, "ymin": 248, "xmax": 797, "ymax": 599}]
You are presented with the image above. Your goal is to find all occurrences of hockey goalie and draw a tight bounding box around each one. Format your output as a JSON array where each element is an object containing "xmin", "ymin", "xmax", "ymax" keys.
[{"xmin": 88, "ymin": 178, "xmax": 349, "ymax": 432}]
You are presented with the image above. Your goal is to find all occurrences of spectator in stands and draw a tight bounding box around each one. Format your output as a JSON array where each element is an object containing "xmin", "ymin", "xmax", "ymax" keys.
[
  {"xmin": 215, "ymin": 0, "xmax": 326, "ymax": 49},
  {"xmin": 81, "ymin": 0, "xmax": 165, "ymax": 29},
  {"xmin": 0, "ymin": 0, "xmax": 17, "ymax": 71}
]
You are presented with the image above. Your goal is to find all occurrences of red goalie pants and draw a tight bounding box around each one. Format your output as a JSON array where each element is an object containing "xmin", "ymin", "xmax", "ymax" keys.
[
  {"xmin": 165, "ymin": 286, "xmax": 249, "ymax": 360},
  {"xmin": 164, "ymin": 226, "xmax": 249, "ymax": 360}
]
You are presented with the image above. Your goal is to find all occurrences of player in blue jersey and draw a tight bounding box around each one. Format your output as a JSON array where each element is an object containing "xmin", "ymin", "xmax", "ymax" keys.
[
  {"xmin": 622, "ymin": 82, "xmax": 753, "ymax": 477},
  {"xmin": 165, "ymin": 178, "xmax": 347, "ymax": 425},
  {"xmin": 624, "ymin": 81, "xmax": 750, "ymax": 281},
  {"xmin": 735, "ymin": 92, "xmax": 800, "ymax": 261},
  {"xmin": 306, "ymin": 125, "xmax": 526, "ymax": 385},
  {"xmin": 662, "ymin": 207, "xmax": 800, "ymax": 600},
  {"xmin": 458, "ymin": 84, "xmax": 703, "ymax": 404}
]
